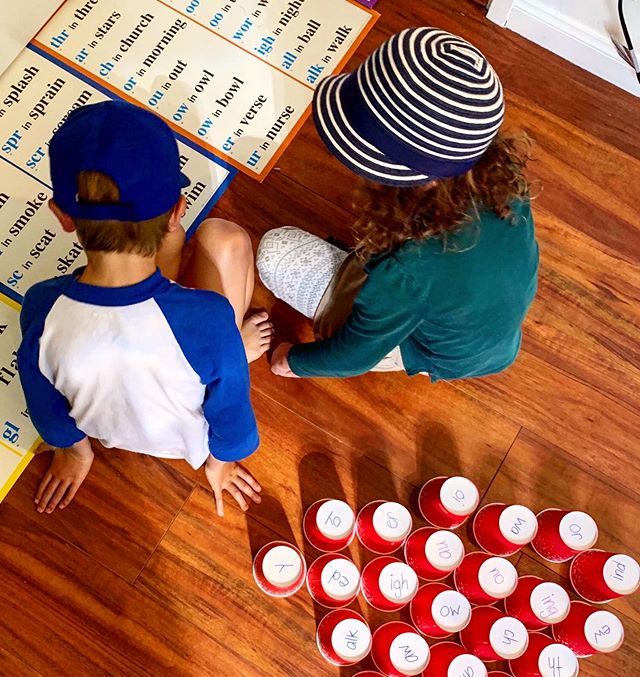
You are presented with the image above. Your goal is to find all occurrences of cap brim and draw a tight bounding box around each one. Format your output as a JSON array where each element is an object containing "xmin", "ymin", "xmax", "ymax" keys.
[
  {"xmin": 179, "ymin": 172, "xmax": 191, "ymax": 188},
  {"xmin": 313, "ymin": 74, "xmax": 433, "ymax": 187}
]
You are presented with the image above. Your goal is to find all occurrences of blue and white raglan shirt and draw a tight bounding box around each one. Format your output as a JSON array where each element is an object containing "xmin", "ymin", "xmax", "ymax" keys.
[{"xmin": 17, "ymin": 269, "xmax": 259, "ymax": 468}]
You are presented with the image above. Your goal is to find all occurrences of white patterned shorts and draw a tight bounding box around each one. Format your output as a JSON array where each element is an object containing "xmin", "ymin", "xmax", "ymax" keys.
[
  {"xmin": 256, "ymin": 226, "xmax": 348, "ymax": 319},
  {"xmin": 257, "ymin": 227, "xmax": 407, "ymax": 374}
]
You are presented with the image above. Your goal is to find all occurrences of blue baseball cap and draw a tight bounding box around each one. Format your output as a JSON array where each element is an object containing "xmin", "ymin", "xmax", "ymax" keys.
[{"xmin": 49, "ymin": 100, "xmax": 190, "ymax": 221}]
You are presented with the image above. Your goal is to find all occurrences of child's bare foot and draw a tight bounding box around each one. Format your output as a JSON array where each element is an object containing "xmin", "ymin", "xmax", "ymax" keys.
[{"xmin": 241, "ymin": 311, "xmax": 274, "ymax": 363}]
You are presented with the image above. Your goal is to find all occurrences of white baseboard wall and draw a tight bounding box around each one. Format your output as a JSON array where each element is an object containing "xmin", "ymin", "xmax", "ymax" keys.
[{"xmin": 488, "ymin": 0, "xmax": 640, "ymax": 97}]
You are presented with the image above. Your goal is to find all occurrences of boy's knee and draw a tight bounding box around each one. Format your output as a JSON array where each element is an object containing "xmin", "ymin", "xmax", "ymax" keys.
[{"xmin": 196, "ymin": 218, "xmax": 252, "ymax": 261}]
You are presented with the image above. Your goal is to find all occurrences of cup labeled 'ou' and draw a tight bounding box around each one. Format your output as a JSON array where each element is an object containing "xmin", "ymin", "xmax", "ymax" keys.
[
  {"xmin": 454, "ymin": 552, "xmax": 518, "ymax": 605},
  {"xmin": 404, "ymin": 528, "xmax": 465, "ymax": 581}
]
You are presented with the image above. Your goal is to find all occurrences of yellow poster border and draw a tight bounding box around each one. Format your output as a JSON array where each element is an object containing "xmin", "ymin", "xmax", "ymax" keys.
[{"xmin": 0, "ymin": 291, "xmax": 39, "ymax": 502}]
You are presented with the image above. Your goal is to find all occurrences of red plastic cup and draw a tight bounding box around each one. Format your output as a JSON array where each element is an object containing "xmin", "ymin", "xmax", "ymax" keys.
[
  {"xmin": 419, "ymin": 476, "xmax": 480, "ymax": 529},
  {"xmin": 404, "ymin": 528, "xmax": 465, "ymax": 581},
  {"xmin": 410, "ymin": 583, "xmax": 472, "ymax": 638},
  {"xmin": 460, "ymin": 606, "xmax": 529, "ymax": 661},
  {"xmin": 488, "ymin": 673, "xmax": 511, "ymax": 676},
  {"xmin": 303, "ymin": 499, "xmax": 356, "ymax": 552},
  {"xmin": 505, "ymin": 576, "xmax": 571, "ymax": 630},
  {"xmin": 531, "ymin": 509, "xmax": 598, "ymax": 563},
  {"xmin": 354, "ymin": 673, "xmax": 385, "ymax": 677},
  {"xmin": 307, "ymin": 553, "xmax": 360, "ymax": 608},
  {"xmin": 357, "ymin": 501, "xmax": 413, "ymax": 554},
  {"xmin": 253, "ymin": 541, "xmax": 306, "ymax": 597},
  {"xmin": 509, "ymin": 632, "xmax": 579, "ymax": 677},
  {"xmin": 453, "ymin": 552, "xmax": 518, "ymax": 605},
  {"xmin": 552, "ymin": 600, "xmax": 625, "ymax": 657},
  {"xmin": 372, "ymin": 621, "xmax": 430, "ymax": 676},
  {"xmin": 317, "ymin": 609, "xmax": 372, "ymax": 666},
  {"xmin": 570, "ymin": 549, "xmax": 640, "ymax": 602},
  {"xmin": 472, "ymin": 503, "xmax": 538, "ymax": 556},
  {"xmin": 362, "ymin": 556, "xmax": 419, "ymax": 611},
  {"xmin": 422, "ymin": 642, "xmax": 487, "ymax": 677}
]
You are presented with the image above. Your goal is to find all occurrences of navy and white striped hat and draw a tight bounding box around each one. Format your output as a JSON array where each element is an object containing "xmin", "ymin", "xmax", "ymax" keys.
[{"xmin": 313, "ymin": 28, "xmax": 505, "ymax": 186}]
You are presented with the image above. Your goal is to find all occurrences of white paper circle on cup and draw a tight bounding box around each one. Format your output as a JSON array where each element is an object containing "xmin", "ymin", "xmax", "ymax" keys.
[
  {"xmin": 559, "ymin": 512, "xmax": 598, "ymax": 551},
  {"xmin": 379, "ymin": 562, "xmax": 419, "ymax": 604},
  {"xmin": 373, "ymin": 502, "xmax": 412, "ymax": 542},
  {"xmin": 316, "ymin": 500, "xmax": 355, "ymax": 540},
  {"xmin": 331, "ymin": 618, "xmax": 372, "ymax": 662},
  {"xmin": 584, "ymin": 610, "xmax": 625, "ymax": 653},
  {"xmin": 431, "ymin": 590, "xmax": 472, "ymax": 633},
  {"xmin": 530, "ymin": 582, "xmax": 571, "ymax": 624},
  {"xmin": 478, "ymin": 557, "xmax": 518, "ymax": 598},
  {"xmin": 603, "ymin": 554, "xmax": 640, "ymax": 595},
  {"xmin": 424, "ymin": 531, "xmax": 465, "ymax": 572},
  {"xmin": 489, "ymin": 617, "xmax": 529, "ymax": 659},
  {"xmin": 440, "ymin": 476, "xmax": 480, "ymax": 516},
  {"xmin": 262, "ymin": 545, "xmax": 302, "ymax": 587},
  {"xmin": 498, "ymin": 505, "xmax": 538, "ymax": 545},
  {"xmin": 389, "ymin": 632, "xmax": 430, "ymax": 676},
  {"xmin": 447, "ymin": 654, "xmax": 487, "ymax": 677},
  {"xmin": 321, "ymin": 558, "xmax": 360, "ymax": 601},
  {"xmin": 538, "ymin": 644, "xmax": 579, "ymax": 677}
]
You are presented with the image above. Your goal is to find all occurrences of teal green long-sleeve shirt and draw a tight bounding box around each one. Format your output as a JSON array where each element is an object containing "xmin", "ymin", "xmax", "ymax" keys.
[{"xmin": 288, "ymin": 200, "xmax": 539, "ymax": 381}]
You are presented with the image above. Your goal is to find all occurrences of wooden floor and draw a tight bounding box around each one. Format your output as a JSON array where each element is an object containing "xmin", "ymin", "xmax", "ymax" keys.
[{"xmin": 1, "ymin": 1, "xmax": 639, "ymax": 675}]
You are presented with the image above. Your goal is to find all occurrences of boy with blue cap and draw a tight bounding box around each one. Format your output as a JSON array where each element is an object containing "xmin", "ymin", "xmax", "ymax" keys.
[{"xmin": 18, "ymin": 101, "xmax": 271, "ymax": 516}]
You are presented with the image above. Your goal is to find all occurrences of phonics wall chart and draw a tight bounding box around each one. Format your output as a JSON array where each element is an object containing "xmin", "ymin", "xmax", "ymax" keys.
[
  {"xmin": 33, "ymin": 0, "xmax": 377, "ymax": 179},
  {"xmin": 0, "ymin": 0, "xmax": 378, "ymax": 500}
]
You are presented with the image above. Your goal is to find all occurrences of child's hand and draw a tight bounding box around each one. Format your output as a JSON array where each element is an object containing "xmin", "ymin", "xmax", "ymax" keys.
[
  {"xmin": 204, "ymin": 456, "xmax": 262, "ymax": 517},
  {"xmin": 271, "ymin": 342, "xmax": 299, "ymax": 378},
  {"xmin": 34, "ymin": 437, "xmax": 94, "ymax": 514}
]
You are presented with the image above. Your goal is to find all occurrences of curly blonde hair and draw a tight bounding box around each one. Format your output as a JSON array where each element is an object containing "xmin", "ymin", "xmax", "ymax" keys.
[{"xmin": 352, "ymin": 132, "xmax": 533, "ymax": 258}]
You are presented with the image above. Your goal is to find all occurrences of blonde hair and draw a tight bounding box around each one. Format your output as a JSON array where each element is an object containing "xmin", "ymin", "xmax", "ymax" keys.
[{"xmin": 74, "ymin": 171, "xmax": 172, "ymax": 256}]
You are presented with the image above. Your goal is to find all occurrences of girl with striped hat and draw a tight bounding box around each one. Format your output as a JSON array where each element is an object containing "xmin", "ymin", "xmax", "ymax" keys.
[{"xmin": 257, "ymin": 28, "xmax": 539, "ymax": 381}]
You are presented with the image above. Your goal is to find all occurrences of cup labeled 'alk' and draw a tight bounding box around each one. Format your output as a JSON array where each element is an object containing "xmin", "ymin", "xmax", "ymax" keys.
[
  {"xmin": 552, "ymin": 600, "xmax": 624, "ymax": 658},
  {"xmin": 253, "ymin": 541, "xmax": 306, "ymax": 597},
  {"xmin": 410, "ymin": 583, "xmax": 472, "ymax": 638},
  {"xmin": 453, "ymin": 552, "xmax": 518, "ymax": 605},
  {"xmin": 316, "ymin": 609, "xmax": 372, "ymax": 666},
  {"xmin": 404, "ymin": 528, "xmax": 465, "ymax": 581},
  {"xmin": 472, "ymin": 503, "xmax": 538, "ymax": 556},
  {"xmin": 459, "ymin": 605, "xmax": 529, "ymax": 661},
  {"xmin": 418, "ymin": 476, "xmax": 480, "ymax": 529},
  {"xmin": 505, "ymin": 576, "xmax": 571, "ymax": 630},
  {"xmin": 509, "ymin": 632, "xmax": 579, "ymax": 677},
  {"xmin": 570, "ymin": 549, "xmax": 640, "ymax": 603},
  {"xmin": 357, "ymin": 501, "xmax": 413, "ymax": 554},
  {"xmin": 422, "ymin": 641, "xmax": 487, "ymax": 677},
  {"xmin": 531, "ymin": 509, "xmax": 598, "ymax": 562},
  {"xmin": 303, "ymin": 499, "xmax": 356, "ymax": 552},
  {"xmin": 372, "ymin": 622, "xmax": 430, "ymax": 676},
  {"xmin": 307, "ymin": 553, "xmax": 360, "ymax": 608}
]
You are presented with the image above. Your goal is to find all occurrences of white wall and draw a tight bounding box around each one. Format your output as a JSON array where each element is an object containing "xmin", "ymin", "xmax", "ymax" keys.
[{"xmin": 488, "ymin": 0, "xmax": 640, "ymax": 96}]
